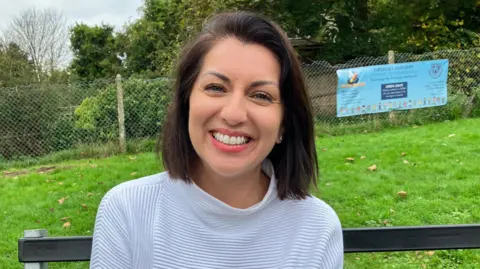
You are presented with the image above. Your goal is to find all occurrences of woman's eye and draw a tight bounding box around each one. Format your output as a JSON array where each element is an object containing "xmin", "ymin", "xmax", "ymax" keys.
[
  {"xmin": 205, "ymin": 85, "xmax": 225, "ymax": 93},
  {"xmin": 252, "ymin": 92, "xmax": 273, "ymax": 103}
]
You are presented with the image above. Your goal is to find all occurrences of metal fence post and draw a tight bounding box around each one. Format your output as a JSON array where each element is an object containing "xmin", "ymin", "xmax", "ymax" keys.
[
  {"xmin": 24, "ymin": 229, "xmax": 48, "ymax": 269},
  {"xmin": 116, "ymin": 74, "xmax": 126, "ymax": 153}
]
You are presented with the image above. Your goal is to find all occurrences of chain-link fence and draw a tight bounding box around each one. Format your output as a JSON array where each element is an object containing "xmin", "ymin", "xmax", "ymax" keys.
[
  {"xmin": 1, "ymin": 48, "xmax": 479, "ymax": 162},
  {"xmin": 0, "ymin": 77, "xmax": 171, "ymax": 162}
]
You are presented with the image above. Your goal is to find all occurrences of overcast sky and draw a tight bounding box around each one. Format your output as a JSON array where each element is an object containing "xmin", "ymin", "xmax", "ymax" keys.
[{"xmin": 0, "ymin": 0, "xmax": 144, "ymax": 32}]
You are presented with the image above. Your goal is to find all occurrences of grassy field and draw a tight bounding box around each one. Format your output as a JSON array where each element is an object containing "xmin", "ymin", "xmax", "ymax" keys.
[{"xmin": 1, "ymin": 118, "xmax": 479, "ymax": 268}]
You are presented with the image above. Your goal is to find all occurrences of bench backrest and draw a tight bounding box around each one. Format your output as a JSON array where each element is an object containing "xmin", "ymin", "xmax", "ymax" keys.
[{"xmin": 18, "ymin": 224, "xmax": 480, "ymax": 263}]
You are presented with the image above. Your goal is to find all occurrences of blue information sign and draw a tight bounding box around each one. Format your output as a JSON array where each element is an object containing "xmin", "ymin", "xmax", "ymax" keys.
[{"xmin": 336, "ymin": 59, "xmax": 449, "ymax": 117}]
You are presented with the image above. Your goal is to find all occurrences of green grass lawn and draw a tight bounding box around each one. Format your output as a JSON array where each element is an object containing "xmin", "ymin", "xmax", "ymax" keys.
[{"xmin": 1, "ymin": 118, "xmax": 479, "ymax": 268}]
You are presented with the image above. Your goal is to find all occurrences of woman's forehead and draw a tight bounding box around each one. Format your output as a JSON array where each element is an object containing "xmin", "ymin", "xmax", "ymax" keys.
[{"xmin": 199, "ymin": 38, "xmax": 281, "ymax": 82}]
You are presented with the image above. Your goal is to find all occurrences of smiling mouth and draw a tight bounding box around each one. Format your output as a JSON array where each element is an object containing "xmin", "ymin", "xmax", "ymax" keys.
[{"xmin": 210, "ymin": 131, "xmax": 252, "ymax": 145}]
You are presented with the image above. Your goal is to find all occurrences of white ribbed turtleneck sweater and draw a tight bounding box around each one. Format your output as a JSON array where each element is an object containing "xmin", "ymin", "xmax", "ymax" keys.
[{"xmin": 90, "ymin": 160, "xmax": 344, "ymax": 268}]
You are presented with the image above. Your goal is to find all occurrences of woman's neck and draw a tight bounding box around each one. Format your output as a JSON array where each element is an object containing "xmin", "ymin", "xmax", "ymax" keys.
[{"xmin": 191, "ymin": 162, "xmax": 270, "ymax": 209}]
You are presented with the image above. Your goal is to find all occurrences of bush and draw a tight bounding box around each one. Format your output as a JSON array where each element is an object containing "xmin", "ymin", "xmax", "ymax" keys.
[{"xmin": 74, "ymin": 78, "xmax": 172, "ymax": 143}]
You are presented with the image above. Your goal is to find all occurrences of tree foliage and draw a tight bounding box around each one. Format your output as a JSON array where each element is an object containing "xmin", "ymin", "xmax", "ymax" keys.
[
  {"xmin": 0, "ymin": 42, "xmax": 36, "ymax": 87},
  {"xmin": 66, "ymin": 0, "xmax": 480, "ymax": 77},
  {"xmin": 69, "ymin": 23, "xmax": 123, "ymax": 81}
]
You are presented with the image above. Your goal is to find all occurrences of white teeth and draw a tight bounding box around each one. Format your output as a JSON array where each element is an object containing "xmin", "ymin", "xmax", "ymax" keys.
[{"xmin": 213, "ymin": 132, "xmax": 249, "ymax": 145}]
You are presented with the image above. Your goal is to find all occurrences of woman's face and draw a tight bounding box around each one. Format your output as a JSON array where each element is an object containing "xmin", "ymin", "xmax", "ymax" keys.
[{"xmin": 188, "ymin": 37, "xmax": 283, "ymax": 178}]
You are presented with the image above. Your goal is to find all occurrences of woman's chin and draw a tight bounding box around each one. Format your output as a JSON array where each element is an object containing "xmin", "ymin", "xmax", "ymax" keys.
[{"xmin": 206, "ymin": 159, "xmax": 253, "ymax": 178}]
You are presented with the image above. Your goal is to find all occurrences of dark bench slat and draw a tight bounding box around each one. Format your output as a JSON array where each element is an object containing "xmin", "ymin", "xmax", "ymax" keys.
[
  {"xmin": 18, "ymin": 225, "xmax": 480, "ymax": 263},
  {"xmin": 343, "ymin": 224, "xmax": 480, "ymax": 253},
  {"xmin": 18, "ymin": 236, "xmax": 92, "ymax": 262}
]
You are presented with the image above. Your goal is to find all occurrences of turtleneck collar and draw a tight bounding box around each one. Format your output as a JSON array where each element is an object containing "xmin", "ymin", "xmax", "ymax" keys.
[{"xmin": 169, "ymin": 159, "xmax": 278, "ymax": 219}]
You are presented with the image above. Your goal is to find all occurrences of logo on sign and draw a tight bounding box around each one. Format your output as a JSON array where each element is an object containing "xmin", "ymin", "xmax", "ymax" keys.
[
  {"xmin": 347, "ymin": 71, "xmax": 359, "ymax": 84},
  {"xmin": 429, "ymin": 64, "xmax": 443, "ymax": 78},
  {"xmin": 340, "ymin": 70, "xmax": 366, "ymax": 88}
]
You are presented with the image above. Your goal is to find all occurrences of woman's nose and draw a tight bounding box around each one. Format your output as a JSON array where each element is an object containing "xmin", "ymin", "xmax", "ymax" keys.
[{"xmin": 219, "ymin": 92, "xmax": 247, "ymax": 126}]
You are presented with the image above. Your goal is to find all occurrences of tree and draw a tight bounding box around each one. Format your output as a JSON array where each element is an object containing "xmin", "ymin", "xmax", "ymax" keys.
[
  {"xmin": 370, "ymin": 0, "xmax": 480, "ymax": 54},
  {"xmin": 69, "ymin": 23, "xmax": 123, "ymax": 81},
  {"xmin": 4, "ymin": 7, "xmax": 70, "ymax": 81},
  {"xmin": 0, "ymin": 42, "xmax": 36, "ymax": 87}
]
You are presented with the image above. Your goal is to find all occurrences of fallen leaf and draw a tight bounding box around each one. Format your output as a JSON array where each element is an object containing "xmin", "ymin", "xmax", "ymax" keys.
[
  {"xmin": 322, "ymin": 148, "xmax": 327, "ymax": 152},
  {"xmin": 448, "ymin": 133, "xmax": 456, "ymax": 138},
  {"xmin": 326, "ymin": 183, "xmax": 332, "ymax": 186},
  {"xmin": 98, "ymin": 181, "xmax": 104, "ymax": 185},
  {"xmin": 61, "ymin": 217, "xmax": 70, "ymax": 222},
  {"xmin": 49, "ymin": 208, "xmax": 55, "ymax": 212},
  {"xmin": 422, "ymin": 264, "xmax": 426, "ymax": 269},
  {"xmin": 401, "ymin": 152, "xmax": 406, "ymax": 156},
  {"xmin": 58, "ymin": 197, "xmax": 66, "ymax": 204},
  {"xmin": 35, "ymin": 220, "xmax": 41, "ymax": 224},
  {"xmin": 416, "ymin": 251, "xmax": 421, "ymax": 255},
  {"xmin": 129, "ymin": 156, "xmax": 136, "ymax": 160},
  {"xmin": 390, "ymin": 208, "xmax": 395, "ymax": 214},
  {"xmin": 81, "ymin": 204, "xmax": 88, "ymax": 210},
  {"xmin": 425, "ymin": 251, "xmax": 435, "ymax": 256},
  {"xmin": 403, "ymin": 160, "xmax": 409, "ymax": 164},
  {"xmin": 368, "ymin": 164, "xmax": 377, "ymax": 171},
  {"xmin": 130, "ymin": 172, "xmax": 137, "ymax": 176},
  {"xmin": 90, "ymin": 164, "xmax": 98, "ymax": 168},
  {"xmin": 58, "ymin": 182, "xmax": 64, "ymax": 185},
  {"xmin": 45, "ymin": 179, "xmax": 50, "ymax": 183},
  {"xmin": 397, "ymin": 191, "xmax": 408, "ymax": 198},
  {"xmin": 360, "ymin": 156, "xmax": 366, "ymax": 159},
  {"xmin": 383, "ymin": 219, "xmax": 389, "ymax": 225},
  {"xmin": 63, "ymin": 222, "xmax": 71, "ymax": 228},
  {"xmin": 355, "ymin": 257, "xmax": 360, "ymax": 260},
  {"xmin": 356, "ymin": 212, "xmax": 361, "ymax": 216},
  {"xmin": 346, "ymin": 157, "xmax": 355, "ymax": 162},
  {"xmin": 87, "ymin": 192, "xmax": 94, "ymax": 197}
]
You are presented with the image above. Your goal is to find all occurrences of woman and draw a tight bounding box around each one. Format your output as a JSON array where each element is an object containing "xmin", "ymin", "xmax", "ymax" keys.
[{"xmin": 90, "ymin": 11, "xmax": 343, "ymax": 269}]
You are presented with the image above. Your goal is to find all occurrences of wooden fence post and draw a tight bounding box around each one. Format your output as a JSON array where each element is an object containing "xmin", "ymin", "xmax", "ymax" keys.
[
  {"xmin": 388, "ymin": 50, "xmax": 397, "ymax": 125},
  {"xmin": 116, "ymin": 74, "xmax": 126, "ymax": 153}
]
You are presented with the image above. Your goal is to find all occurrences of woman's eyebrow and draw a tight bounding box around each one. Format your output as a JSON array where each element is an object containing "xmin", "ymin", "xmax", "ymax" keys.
[
  {"xmin": 202, "ymin": 71, "xmax": 278, "ymax": 88},
  {"xmin": 249, "ymin": 80, "xmax": 279, "ymax": 88},
  {"xmin": 202, "ymin": 71, "xmax": 231, "ymax": 85}
]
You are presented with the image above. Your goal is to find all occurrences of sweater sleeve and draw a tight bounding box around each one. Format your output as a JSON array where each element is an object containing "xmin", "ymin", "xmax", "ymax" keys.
[{"xmin": 89, "ymin": 189, "xmax": 132, "ymax": 269}]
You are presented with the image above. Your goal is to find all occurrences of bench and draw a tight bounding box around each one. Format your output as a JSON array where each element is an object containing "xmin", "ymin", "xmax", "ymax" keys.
[{"xmin": 18, "ymin": 224, "xmax": 480, "ymax": 267}]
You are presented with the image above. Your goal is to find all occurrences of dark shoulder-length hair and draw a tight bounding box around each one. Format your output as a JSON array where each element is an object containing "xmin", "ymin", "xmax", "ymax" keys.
[{"xmin": 159, "ymin": 11, "xmax": 318, "ymax": 200}]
